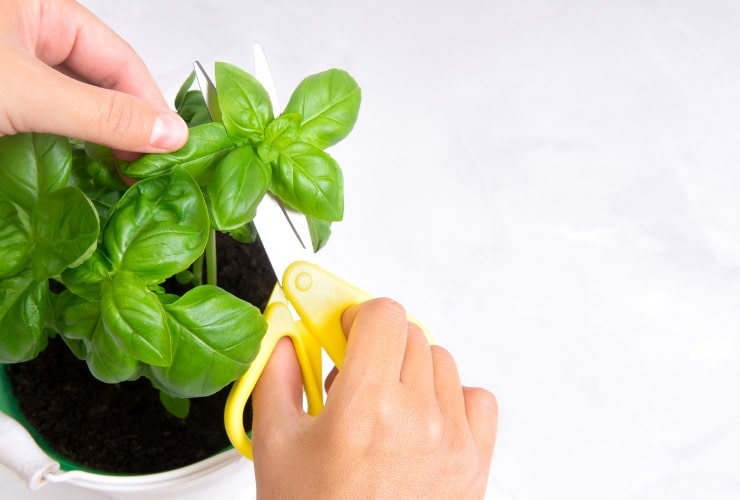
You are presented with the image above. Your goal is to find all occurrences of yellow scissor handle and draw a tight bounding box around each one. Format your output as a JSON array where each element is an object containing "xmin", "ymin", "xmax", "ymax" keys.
[
  {"xmin": 225, "ymin": 261, "xmax": 433, "ymax": 460},
  {"xmin": 283, "ymin": 261, "xmax": 433, "ymax": 365},
  {"xmin": 224, "ymin": 296, "xmax": 323, "ymax": 460},
  {"xmin": 281, "ymin": 261, "xmax": 374, "ymax": 370}
]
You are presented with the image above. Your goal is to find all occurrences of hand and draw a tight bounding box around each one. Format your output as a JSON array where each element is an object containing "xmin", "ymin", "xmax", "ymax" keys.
[
  {"xmin": 0, "ymin": 0, "xmax": 187, "ymax": 153},
  {"xmin": 252, "ymin": 298, "xmax": 498, "ymax": 499}
]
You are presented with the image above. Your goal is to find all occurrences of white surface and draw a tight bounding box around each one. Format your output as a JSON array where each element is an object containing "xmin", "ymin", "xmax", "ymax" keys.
[{"xmin": 3, "ymin": 0, "xmax": 740, "ymax": 498}]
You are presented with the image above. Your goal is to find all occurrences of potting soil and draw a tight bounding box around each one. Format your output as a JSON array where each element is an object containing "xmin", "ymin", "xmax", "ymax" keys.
[{"xmin": 6, "ymin": 234, "xmax": 276, "ymax": 474}]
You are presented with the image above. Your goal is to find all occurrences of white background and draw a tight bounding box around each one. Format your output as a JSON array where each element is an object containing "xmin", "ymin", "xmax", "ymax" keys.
[{"xmin": 3, "ymin": 0, "xmax": 740, "ymax": 498}]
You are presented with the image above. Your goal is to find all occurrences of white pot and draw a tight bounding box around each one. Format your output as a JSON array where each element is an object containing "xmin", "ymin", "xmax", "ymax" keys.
[{"xmin": 0, "ymin": 412, "xmax": 256, "ymax": 499}]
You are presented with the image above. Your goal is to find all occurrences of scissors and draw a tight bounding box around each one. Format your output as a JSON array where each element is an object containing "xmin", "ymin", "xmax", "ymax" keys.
[{"xmin": 194, "ymin": 45, "xmax": 432, "ymax": 460}]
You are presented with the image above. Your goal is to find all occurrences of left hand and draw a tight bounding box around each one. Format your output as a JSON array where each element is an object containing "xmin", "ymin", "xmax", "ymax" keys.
[{"xmin": 0, "ymin": 0, "xmax": 188, "ymax": 154}]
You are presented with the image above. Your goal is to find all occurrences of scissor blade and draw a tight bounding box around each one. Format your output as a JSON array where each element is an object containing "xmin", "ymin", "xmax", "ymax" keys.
[
  {"xmin": 193, "ymin": 60, "xmax": 222, "ymax": 122},
  {"xmin": 253, "ymin": 193, "xmax": 313, "ymax": 282},
  {"xmin": 254, "ymin": 44, "xmax": 281, "ymax": 113},
  {"xmin": 252, "ymin": 46, "xmax": 313, "ymax": 279}
]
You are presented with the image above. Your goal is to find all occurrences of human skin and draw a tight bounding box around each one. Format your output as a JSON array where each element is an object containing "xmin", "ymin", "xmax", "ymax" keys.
[
  {"xmin": 0, "ymin": 0, "xmax": 188, "ymax": 154},
  {"xmin": 251, "ymin": 298, "xmax": 498, "ymax": 499}
]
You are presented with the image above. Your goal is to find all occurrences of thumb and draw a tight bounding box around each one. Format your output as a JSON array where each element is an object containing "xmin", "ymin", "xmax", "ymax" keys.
[
  {"xmin": 252, "ymin": 337, "xmax": 306, "ymax": 439},
  {"xmin": 3, "ymin": 55, "xmax": 188, "ymax": 153}
]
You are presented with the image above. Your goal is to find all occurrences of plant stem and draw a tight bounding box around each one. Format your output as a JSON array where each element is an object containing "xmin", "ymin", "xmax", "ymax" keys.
[
  {"xmin": 192, "ymin": 253, "xmax": 204, "ymax": 286},
  {"xmin": 206, "ymin": 229, "xmax": 218, "ymax": 286}
]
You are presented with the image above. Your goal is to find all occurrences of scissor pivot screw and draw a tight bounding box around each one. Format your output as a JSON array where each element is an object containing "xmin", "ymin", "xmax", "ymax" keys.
[{"xmin": 294, "ymin": 272, "xmax": 313, "ymax": 292}]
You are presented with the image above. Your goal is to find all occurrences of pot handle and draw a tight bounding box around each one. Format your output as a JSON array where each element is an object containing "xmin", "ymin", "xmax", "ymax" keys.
[{"xmin": 0, "ymin": 411, "xmax": 59, "ymax": 490}]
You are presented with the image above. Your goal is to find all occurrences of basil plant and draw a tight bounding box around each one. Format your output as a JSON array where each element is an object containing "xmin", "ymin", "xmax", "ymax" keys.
[{"xmin": 0, "ymin": 62, "xmax": 360, "ymax": 417}]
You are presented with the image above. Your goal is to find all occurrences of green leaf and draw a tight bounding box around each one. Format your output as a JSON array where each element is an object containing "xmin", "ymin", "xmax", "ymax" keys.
[
  {"xmin": 175, "ymin": 71, "xmax": 197, "ymax": 111},
  {"xmin": 265, "ymin": 113, "xmax": 302, "ymax": 149},
  {"xmin": 122, "ymin": 123, "xmax": 234, "ymax": 183},
  {"xmin": 307, "ymin": 216, "xmax": 333, "ymax": 252},
  {"xmin": 101, "ymin": 272, "xmax": 172, "ymax": 366},
  {"xmin": 149, "ymin": 286, "xmax": 266, "ymax": 398},
  {"xmin": 283, "ymin": 69, "xmax": 361, "ymax": 149},
  {"xmin": 271, "ymin": 142, "xmax": 344, "ymax": 221},
  {"xmin": 178, "ymin": 91, "xmax": 213, "ymax": 127},
  {"xmin": 68, "ymin": 149, "xmax": 123, "ymax": 221},
  {"xmin": 59, "ymin": 293, "xmax": 99, "ymax": 343},
  {"xmin": 216, "ymin": 62, "xmax": 273, "ymax": 142},
  {"xmin": 103, "ymin": 168, "xmax": 209, "ymax": 284},
  {"xmin": 85, "ymin": 157, "xmax": 127, "ymax": 191},
  {"xmin": 83, "ymin": 142, "xmax": 115, "ymax": 166},
  {"xmin": 60, "ymin": 250, "xmax": 113, "ymax": 301},
  {"xmin": 257, "ymin": 112, "xmax": 303, "ymax": 163},
  {"xmin": 0, "ymin": 200, "xmax": 30, "ymax": 280},
  {"xmin": 207, "ymin": 146, "xmax": 271, "ymax": 231},
  {"xmin": 30, "ymin": 187, "xmax": 100, "ymax": 281},
  {"xmin": 227, "ymin": 222, "xmax": 258, "ymax": 244},
  {"xmin": 0, "ymin": 275, "xmax": 50, "ymax": 363},
  {"xmin": 0, "ymin": 133, "xmax": 72, "ymax": 211},
  {"xmin": 87, "ymin": 316, "xmax": 142, "ymax": 384},
  {"xmin": 159, "ymin": 392, "xmax": 190, "ymax": 419}
]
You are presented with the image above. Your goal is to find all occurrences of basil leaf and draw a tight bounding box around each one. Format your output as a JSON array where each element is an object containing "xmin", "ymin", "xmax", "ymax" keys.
[
  {"xmin": 175, "ymin": 70, "xmax": 197, "ymax": 111},
  {"xmin": 265, "ymin": 113, "xmax": 302, "ymax": 149},
  {"xmin": 216, "ymin": 62, "xmax": 273, "ymax": 142},
  {"xmin": 60, "ymin": 250, "xmax": 113, "ymax": 301},
  {"xmin": 103, "ymin": 168, "xmax": 209, "ymax": 284},
  {"xmin": 87, "ymin": 316, "xmax": 142, "ymax": 384},
  {"xmin": 257, "ymin": 141, "xmax": 279, "ymax": 164},
  {"xmin": 83, "ymin": 142, "xmax": 115, "ymax": 166},
  {"xmin": 159, "ymin": 392, "xmax": 190, "ymax": 419},
  {"xmin": 68, "ymin": 149, "xmax": 123, "ymax": 220},
  {"xmin": 101, "ymin": 272, "xmax": 172, "ymax": 366},
  {"xmin": 0, "ymin": 200, "xmax": 30, "ymax": 280},
  {"xmin": 306, "ymin": 216, "xmax": 333, "ymax": 252},
  {"xmin": 30, "ymin": 187, "xmax": 99, "ymax": 282},
  {"xmin": 178, "ymin": 91, "xmax": 212, "ymax": 127},
  {"xmin": 283, "ymin": 69, "xmax": 361, "ymax": 149},
  {"xmin": 122, "ymin": 123, "xmax": 234, "ymax": 183},
  {"xmin": 271, "ymin": 142, "xmax": 344, "ymax": 221},
  {"xmin": 207, "ymin": 146, "xmax": 271, "ymax": 231},
  {"xmin": 59, "ymin": 293, "xmax": 99, "ymax": 343},
  {"xmin": 86, "ymin": 158, "xmax": 127, "ymax": 191},
  {"xmin": 149, "ymin": 286, "xmax": 266, "ymax": 398},
  {"xmin": 0, "ymin": 133, "xmax": 72, "ymax": 211},
  {"xmin": 227, "ymin": 222, "xmax": 258, "ymax": 244},
  {"xmin": 0, "ymin": 275, "xmax": 49, "ymax": 363}
]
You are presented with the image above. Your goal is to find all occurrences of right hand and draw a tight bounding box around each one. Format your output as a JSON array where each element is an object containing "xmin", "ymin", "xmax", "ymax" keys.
[{"xmin": 252, "ymin": 298, "xmax": 498, "ymax": 499}]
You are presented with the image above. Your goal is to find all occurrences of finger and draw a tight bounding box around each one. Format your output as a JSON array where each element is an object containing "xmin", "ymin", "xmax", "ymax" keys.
[
  {"xmin": 399, "ymin": 321, "xmax": 434, "ymax": 392},
  {"xmin": 463, "ymin": 387, "xmax": 498, "ymax": 467},
  {"xmin": 340, "ymin": 298, "xmax": 408, "ymax": 384},
  {"xmin": 2, "ymin": 54, "xmax": 187, "ymax": 152},
  {"xmin": 431, "ymin": 346, "xmax": 468, "ymax": 422},
  {"xmin": 33, "ymin": 0, "xmax": 168, "ymax": 107},
  {"xmin": 324, "ymin": 366, "xmax": 339, "ymax": 393},
  {"xmin": 252, "ymin": 338, "xmax": 306, "ymax": 434}
]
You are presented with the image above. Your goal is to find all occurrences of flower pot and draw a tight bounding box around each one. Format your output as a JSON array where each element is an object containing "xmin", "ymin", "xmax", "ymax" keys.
[{"xmin": 0, "ymin": 367, "xmax": 256, "ymax": 499}]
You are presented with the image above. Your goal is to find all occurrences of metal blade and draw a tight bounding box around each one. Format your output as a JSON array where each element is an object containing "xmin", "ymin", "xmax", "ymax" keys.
[
  {"xmin": 254, "ymin": 44, "xmax": 281, "ymax": 113},
  {"xmin": 253, "ymin": 193, "xmax": 313, "ymax": 282},
  {"xmin": 193, "ymin": 60, "xmax": 222, "ymax": 122},
  {"xmin": 251, "ymin": 45, "xmax": 314, "ymax": 278}
]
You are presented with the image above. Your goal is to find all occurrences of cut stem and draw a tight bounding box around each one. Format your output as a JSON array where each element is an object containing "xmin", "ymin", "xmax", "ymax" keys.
[{"xmin": 206, "ymin": 229, "xmax": 218, "ymax": 286}]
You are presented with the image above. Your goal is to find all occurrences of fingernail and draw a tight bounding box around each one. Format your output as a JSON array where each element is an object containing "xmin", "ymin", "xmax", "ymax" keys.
[{"xmin": 149, "ymin": 113, "xmax": 188, "ymax": 151}]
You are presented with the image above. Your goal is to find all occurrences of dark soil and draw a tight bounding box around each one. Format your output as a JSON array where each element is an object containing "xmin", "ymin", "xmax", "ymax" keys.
[{"xmin": 5, "ymin": 233, "xmax": 276, "ymax": 474}]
